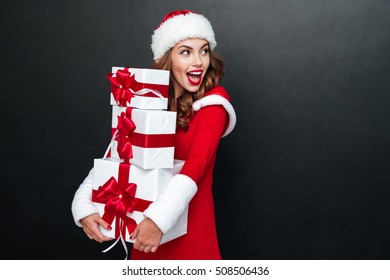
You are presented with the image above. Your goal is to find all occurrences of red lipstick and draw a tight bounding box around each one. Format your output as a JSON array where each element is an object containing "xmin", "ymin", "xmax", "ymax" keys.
[{"xmin": 186, "ymin": 70, "xmax": 203, "ymax": 86}]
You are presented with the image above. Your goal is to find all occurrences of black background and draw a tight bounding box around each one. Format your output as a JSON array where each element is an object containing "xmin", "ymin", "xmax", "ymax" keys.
[{"xmin": 1, "ymin": 0, "xmax": 390, "ymax": 260}]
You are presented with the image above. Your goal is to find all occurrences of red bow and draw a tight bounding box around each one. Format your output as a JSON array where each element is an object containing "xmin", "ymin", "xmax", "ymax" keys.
[
  {"xmin": 92, "ymin": 163, "xmax": 153, "ymax": 239},
  {"xmin": 107, "ymin": 68, "xmax": 138, "ymax": 106},
  {"xmin": 115, "ymin": 109, "xmax": 136, "ymax": 163},
  {"xmin": 92, "ymin": 176, "xmax": 137, "ymax": 238}
]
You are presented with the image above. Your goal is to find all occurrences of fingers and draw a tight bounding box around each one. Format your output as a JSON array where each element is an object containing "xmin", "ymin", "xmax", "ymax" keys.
[
  {"xmin": 133, "ymin": 237, "xmax": 141, "ymax": 250},
  {"xmin": 86, "ymin": 233, "xmax": 93, "ymax": 240},
  {"xmin": 131, "ymin": 219, "xmax": 162, "ymax": 253},
  {"xmin": 92, "ymin": 224, "xmax": 114, "ymax": 243},
  {"xmin": 151, "ymin": 246, "xmax": 158, "ymax": 253},
  {"xmin": 81, "ymin": 214, "xmax": 113, "ymax": 243},
  {"xmin": 134, "ymin": 242, "xmax": 157, "ymax": 253},
  {"xmin": 133, "ymin": 242, "xmax": 159, "ymax": 253},
  {"xmin": 143, "ymin": 246, "xmax": 151, "ymax": 253},
  {"xmin": 133, "ymin": 234, "xmax": 150, "ymax": 252},
  {"xmin": 83, "ymin": 227, "xmax": 107, "ymax": 243},
  {"xmin": 133, "ymin": 233, "xmax": 160, "ymax": 253},
  {"xmin": 138, "ymin": 244, "xmax": 146, "ymax": 252},
  {"xmin": 144, "ymin": 245, "xmax": 159, "ymax": 253},
  {"xmin": 94, "ymin": 217, "xmax": 113, "ymax": 242},
  {"xmin": 82, "ymin": 215, "xmax": 162, "ymax": 252},
  {"xmin": 131, "ymin": 227, "xmax": 139, "ymax": 240},
  {"xmin": 98, "ymin": 216, "xmax": 112, "ymax": 231}
]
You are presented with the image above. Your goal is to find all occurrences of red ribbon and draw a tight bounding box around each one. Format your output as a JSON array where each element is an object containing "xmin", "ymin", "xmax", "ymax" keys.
[
  {"xmin": 92, "ymin": 163, "xmax": 152, "ymax": 239},
  {"xmin": 112, "ymin": 128, "xmax": 175, "ymax": 148},
  {"xmin": 106, "ymin": 68, "xmax": 168, "ymax": 106},
  {"xmin": 106, "ymin": 68, "xmax": 136, "ymax": 107},
  {"xmin": 115, "ymin": 108, "xmax": 136, "ymax": 163},
  {"xmin": 113, "ymin": 108, "xmax": 175, "ymax": 162}
]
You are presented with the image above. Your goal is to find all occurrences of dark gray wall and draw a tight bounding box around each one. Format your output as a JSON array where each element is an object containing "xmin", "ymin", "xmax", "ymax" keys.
[{"xmin": 1, "ymin": 0, "xmax": 390, "ymax": 259}]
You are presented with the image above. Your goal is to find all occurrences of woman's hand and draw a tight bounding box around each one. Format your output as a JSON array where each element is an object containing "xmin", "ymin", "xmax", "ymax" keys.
[
  {"xmin": 80, "ymin": 213, "xmax": 114, "ymax": 243},
  {"xmin": 131, "ymin": 218, "xmax": 163, "ymax": 253}
]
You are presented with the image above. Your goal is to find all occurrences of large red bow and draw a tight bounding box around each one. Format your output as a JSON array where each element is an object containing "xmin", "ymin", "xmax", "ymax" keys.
[
  {"xmin": 92, "ymin": 164, "xmax": 152, "ymax": 239},
  {"xmin": 92, "ymin": 178, "xmax": 137, "ymax": 238},
  {"xmin": 115, "ymin": 109, "xmax": 136, "ymax": 163},
  {"xmin": 107, "ymin": 68, "xmax": 138, "ymax": 106}
]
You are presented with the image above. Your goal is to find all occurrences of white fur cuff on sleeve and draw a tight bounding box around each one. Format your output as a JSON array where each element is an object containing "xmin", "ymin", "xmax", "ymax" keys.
[
  {"xmin": 71, "ymin": 168, "xmax": 99, "ymax": 227},
  {"xmin": 143, "ymin": 174, "xmax": 197, "ymax": 233}
]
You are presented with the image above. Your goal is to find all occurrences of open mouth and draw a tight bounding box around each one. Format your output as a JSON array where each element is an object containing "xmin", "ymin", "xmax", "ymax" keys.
[{"xmin": 186, "ymin": 70, "xmax": 203, "ymax": 86}]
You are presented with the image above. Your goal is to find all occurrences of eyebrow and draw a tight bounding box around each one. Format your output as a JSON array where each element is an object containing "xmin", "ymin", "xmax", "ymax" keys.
[{"xmin": 178, "ymin": 43, "xmax": 209, "ymax": 50}]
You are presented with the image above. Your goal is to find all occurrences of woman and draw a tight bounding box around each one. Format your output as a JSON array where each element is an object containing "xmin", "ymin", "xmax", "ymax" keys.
[{"xmin": 71, "ymin": 10, "xmax": 236, "ymax": 260}]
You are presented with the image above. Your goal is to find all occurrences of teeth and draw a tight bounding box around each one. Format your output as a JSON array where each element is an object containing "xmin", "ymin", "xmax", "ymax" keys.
[{"xmin": 188, "ymin": 71, "xmax": 201, "ymax": 76}]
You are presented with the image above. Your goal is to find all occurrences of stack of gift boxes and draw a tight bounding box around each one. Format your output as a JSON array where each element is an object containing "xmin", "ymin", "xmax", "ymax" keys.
[{"xmin": 91, "ymin": 67, "xmax": 187, "ymax": 245}]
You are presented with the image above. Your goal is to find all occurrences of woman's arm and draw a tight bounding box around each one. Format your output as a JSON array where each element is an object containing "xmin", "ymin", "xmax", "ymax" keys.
[{"xmin": 71, "ymin": 168, "xmax": 113, "ymax": 242}]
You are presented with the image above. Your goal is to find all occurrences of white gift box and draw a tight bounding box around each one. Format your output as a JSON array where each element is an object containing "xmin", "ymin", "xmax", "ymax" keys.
[
  {"xmin": 109, "ymin": 105, "xmax": 176, "ymax": 169},
  {"xmin": 92, "ymin": 157, "xmax": 186, "ymax": 244},
  {"xmin": 109, "ymin": 67, "xmax": 170, "ymax": 110}
]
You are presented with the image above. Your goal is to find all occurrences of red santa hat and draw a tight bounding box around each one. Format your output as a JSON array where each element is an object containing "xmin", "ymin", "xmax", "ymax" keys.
[{"xmin": 151, "ymin": 10, "xmax": 217, "ymax": 61}]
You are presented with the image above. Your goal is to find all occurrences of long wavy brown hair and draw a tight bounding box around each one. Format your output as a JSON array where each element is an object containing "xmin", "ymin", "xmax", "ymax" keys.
[{"xmin": 153, "ymin": 47, "xmax": 224, "ymax": 130}]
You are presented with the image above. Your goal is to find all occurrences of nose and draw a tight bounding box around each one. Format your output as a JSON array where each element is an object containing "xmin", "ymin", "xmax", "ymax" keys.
[{"xmin": 192, "ymin": 53, "xmax": 202, "ymax": 67}]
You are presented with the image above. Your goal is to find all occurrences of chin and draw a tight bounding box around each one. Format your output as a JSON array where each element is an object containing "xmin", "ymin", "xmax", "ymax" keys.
[{"xmin": 184, "ymin": 84, "xmax": 201, "ymax": 93}]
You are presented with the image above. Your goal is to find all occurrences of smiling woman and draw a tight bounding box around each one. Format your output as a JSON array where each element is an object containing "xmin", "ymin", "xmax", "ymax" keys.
[
  {"xmin": 71, "ymin": 10, "xmax": 237, "ymax": 260},
  {"xmin": 170, "ymin": 39, "xmax": 211, "ymax": 111},
  {"xmin": 172, "ymin": 40, "xmax": 210, "ymax": 89},
  {"xmin": 131, "ymin": 11, "xmax": 236, "ymax": 260}
]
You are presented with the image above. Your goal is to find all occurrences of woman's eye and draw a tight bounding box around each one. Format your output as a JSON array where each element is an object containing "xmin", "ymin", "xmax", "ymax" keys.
[
  {"xmin": 180, "ymin": 50, "xmax": 190, "ymax": 55},
  {"xmin": 201, "ymin": 48, "xmax": 209, "ymax": 55}
]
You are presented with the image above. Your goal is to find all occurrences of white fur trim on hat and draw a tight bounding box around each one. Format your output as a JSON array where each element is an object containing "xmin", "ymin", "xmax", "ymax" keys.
[
  {"xmin": 143, "ymin": 174, "xmax": 197, "ymax": 233},
  {"xmin": 151, "ymin": 12, "xmax": 217, "ymax": 61},
  {"xmin": 193, "ymin": 94, "xmax": 237, "ymax": 137}
]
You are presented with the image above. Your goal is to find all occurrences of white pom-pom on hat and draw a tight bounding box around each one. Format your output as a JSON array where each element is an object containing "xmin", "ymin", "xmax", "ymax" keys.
[{"xmin": 151, "ymin": 10, "xmax": 217, "ymax": 61}]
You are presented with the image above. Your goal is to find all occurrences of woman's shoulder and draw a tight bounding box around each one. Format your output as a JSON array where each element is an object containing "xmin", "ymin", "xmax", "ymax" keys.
[
  {"xmin": 203, "ymin": 85, "xmax": 230, "ymax": 101},
  {"xmin": 194, "ymin": 85, "xmax": 236, "ymax": 137},
  {"xmin": 194, "ymin": 85, "xmax": 233, "ymax": 110}
]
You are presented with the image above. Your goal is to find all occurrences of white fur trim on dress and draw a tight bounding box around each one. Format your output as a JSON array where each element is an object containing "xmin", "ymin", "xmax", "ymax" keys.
[
  {"xmin": 71, "ymin": 168, "xmax": 99, "ymax": 227},
  {"xmin": 193, "ymin": 95, "xmax": 237, "ymax": 137},
  {"xmin": 151, "ymin": 13, "xmax": 217, "ymax": 61},
  {"xmin": 143, "ymin": 174, "xmax": 197, "ymax": 234}
]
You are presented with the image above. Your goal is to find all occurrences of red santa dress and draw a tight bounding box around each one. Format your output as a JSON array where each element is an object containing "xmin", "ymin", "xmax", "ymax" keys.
[{"xmin": 131, "ymin": 85, "xmax": 236, "ymax": 260}]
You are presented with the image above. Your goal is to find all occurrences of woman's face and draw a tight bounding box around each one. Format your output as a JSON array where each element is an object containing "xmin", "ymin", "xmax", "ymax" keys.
[{"xmin": 170, "ymin": 38, "xmax": 210, "ymax": 97}]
